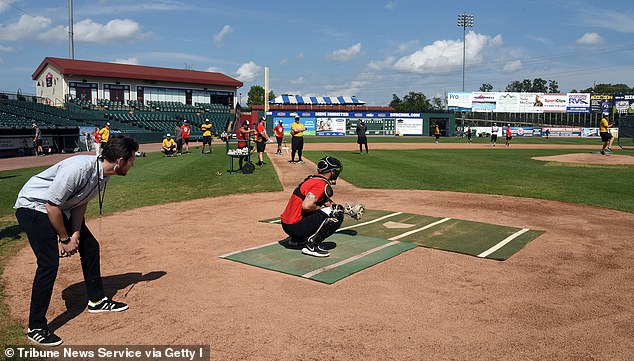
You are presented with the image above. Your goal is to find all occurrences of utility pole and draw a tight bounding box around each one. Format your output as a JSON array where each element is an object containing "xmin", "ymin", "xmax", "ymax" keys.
[{"xmin": 457, "ymin": 13, "xmax": 474, "ymax": 92}]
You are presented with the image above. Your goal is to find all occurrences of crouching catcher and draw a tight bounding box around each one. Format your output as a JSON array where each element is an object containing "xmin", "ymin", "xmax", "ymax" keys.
[{"xmin": 280, "ymin": 156, "xmax": 344, "ymax": 257}]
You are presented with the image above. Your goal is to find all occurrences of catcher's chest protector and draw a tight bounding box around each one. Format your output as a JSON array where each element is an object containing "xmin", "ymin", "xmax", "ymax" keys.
[{"xmin": 292, "ymin": 175, "xmax": 333, "ymax": 205}]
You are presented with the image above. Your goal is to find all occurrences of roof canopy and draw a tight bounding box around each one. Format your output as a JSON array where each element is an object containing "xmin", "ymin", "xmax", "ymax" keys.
[
  {"xmin": 269, "ymin": 95, "xmax": 366, "ymax": 105},
  {"xmin": 33, "ymin": 57, "xmax": 243, "ymax": 88}
]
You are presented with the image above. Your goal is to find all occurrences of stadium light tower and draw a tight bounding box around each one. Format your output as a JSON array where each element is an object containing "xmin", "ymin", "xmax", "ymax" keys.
[{"xmin": 457, "ymin": 12, "xmax": 474, "ymax": 91}]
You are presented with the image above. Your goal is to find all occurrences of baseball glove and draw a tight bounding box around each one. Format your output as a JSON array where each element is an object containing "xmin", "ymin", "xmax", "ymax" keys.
[{"xmin": 345, "ymin": 202, "xmax": 366, "ymax": 220}]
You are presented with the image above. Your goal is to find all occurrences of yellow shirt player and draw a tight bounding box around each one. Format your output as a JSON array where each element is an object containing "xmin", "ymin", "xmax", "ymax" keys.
[
  {"xmin": 289, "ymin": 115, "xmax": 306, "ymax": 163},
  {"xmin": 98, "ymin": 123, "xmax": 111, "ymax": 143},
  {"xmin": 161, "ymin": 134, "xmax": 177, "ymax": 156},
  {"xmin": 599, "ymin": 115, "xmax": 614, "ymax": 155},
  {"xmin": 201, "ymin": 119, "xmax": 213, "ymax": 154}
]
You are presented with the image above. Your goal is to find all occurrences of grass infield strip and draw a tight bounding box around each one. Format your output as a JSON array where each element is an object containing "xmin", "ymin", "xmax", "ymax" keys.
[
  {"xmin": 259, "ymin": 209, "xmax": 544, "ymax": 261},
  {"xmin": 220, "ymin": 234, "xmax": 417, "ymax": 284}
]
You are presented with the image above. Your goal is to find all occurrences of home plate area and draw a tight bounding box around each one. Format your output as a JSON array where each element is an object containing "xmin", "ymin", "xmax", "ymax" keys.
[{"xmin": 221, "ymin": 210, "xmax": 544, "ymax": 284}]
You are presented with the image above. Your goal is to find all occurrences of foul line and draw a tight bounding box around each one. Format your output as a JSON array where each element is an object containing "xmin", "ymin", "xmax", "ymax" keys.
[
  {"xmin": 338, "ymin": 212, "xmax": 403, "ymax": 231},
  {"xmin": 302, "ymin": 241, "xmax": 401, "ymax": 279},
  {"xmin": 219, "ymin": 241, "xmax": 280, "ymax": 258},
  {"xmin": 477, "ymin": 228, "xmax": 530, "ymax": 258},
  {"xmin": 388, "ymin": 218, "xmax": 451, "ymax": 240}
]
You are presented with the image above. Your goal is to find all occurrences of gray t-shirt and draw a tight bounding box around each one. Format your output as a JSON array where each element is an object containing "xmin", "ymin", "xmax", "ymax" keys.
[
  {"xmin": 173, "ymin": 125, "xmax": 183, "ymax": 140},
  {"xmin": 14, "ymin": 155, "xmax": 108, "ymax": 216}
]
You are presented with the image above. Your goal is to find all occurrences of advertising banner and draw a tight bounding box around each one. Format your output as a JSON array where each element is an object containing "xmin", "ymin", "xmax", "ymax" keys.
[
  {"xmin": 519, "ymin": 93, "xmax": 544, "ymax": 113},
  {"xmin": 543, "ymin": 93, "xmax": 567, "ymax": 113},
  {"xmin": 495, "ymin": 93, "xmax": 519, "ymax": 113},
  {"xmin": 590, "ymin": 94, "xmax": 613, "ymax": 114},
  {"xmin": 614, "ymin": 94, "xmax": 634, "ymax": 114},
  {"xmin": 315, "ymin": 117, "xmax": 346, "ymax": 136},
  {"xmin": 471, "ymin": 92, "xmax": 496, "ymax": 112},
  {"xmin": 509, "ymin": 127, "xmax": 540, "ymax": 137},
  {"xmin": 447, "ymin": 92, "xmax": 473, "ymax": 111},
  {"xmin": 543, "ymin": 127, "xmax": 582, "ymax": 137},
  {"xmin": 395, "ymin": 118, "xmax": 423, "ymax": 136},
  {"xmin": 566, "ymin": 93, "xmax": 591, "ymax": 113},
  {"xmin": 273, "ymin": 116, "xmax": 316, "ymax": 136}
]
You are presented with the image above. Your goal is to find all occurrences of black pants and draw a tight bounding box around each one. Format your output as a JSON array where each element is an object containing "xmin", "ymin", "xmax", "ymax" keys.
[
  {"xmin": 291, "ymin": 136, "xmax": 304, "ymax": 161},
  {"xmin": 15, "ymin": 208, "xmax": 105, "ymax": 330},
  {"xmin": 282, "ymin": 208, "xmax": 343, "ymax": 243}
]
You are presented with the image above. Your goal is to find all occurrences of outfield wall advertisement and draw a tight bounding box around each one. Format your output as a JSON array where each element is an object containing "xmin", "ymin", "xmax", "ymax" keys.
[
  {"xmin": 614, "ymin": 94, "xmax": 634, "ymax": 114},
  {"xmin": 395, "ymin": 118, "xmax": 423, "ymax": 135},
  {"xmin": 448, "ymin": 92, "xmax": 591, "ymax": 113},
  {"xmin": 267, "ymin": 111, "xmax": 422, "ymax": 136}
]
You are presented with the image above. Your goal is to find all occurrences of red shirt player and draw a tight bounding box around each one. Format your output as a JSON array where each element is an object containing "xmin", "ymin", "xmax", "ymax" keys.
[
  {"xmin": 180, "ymin": 120, "xmax": 191, "ymax": 153},
  {"xmin": 236, "ymin": 121, "xmax": 254, "ymax": 170},
  {"xmin": 505, "ymin": 124, "xmax": 513, "ymax": 147},
  {"xmin": 273, "ymin": 120, "xmax": 284, "ymax": 155},
  {"xmin": 280, "ymin": 156, "xmax": 344, "ymax": 257}
]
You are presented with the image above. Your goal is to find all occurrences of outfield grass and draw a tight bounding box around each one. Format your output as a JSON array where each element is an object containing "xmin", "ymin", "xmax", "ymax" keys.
[
  {"xmin": 1, "ymin": 143, "xmax": 633, "ymax": 347},
  {"xmin": 303, "ymin": 148, "xmax": 634, "ymax": 213},
  {"xmin": 302, "ymin": 135, "xmax": 608, "ymax": 145}
]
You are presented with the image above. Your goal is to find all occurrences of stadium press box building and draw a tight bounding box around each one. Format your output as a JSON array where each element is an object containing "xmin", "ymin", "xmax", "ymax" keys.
[{"xmin": 32, "ymin": 57, "xmax": 243, "ymax": 108}]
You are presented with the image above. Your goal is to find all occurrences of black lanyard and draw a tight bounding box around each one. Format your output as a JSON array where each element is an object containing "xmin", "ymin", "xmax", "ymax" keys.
[{"xmin": 97, "ymin": 159, "xmax": 107, "ymax": 216}]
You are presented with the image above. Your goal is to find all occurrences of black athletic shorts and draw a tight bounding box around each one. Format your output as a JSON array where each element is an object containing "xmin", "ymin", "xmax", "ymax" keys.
[
  {"xmin": 600, "ymin": 132, "xmax": 612, "ymax": 142},
  {"xmin": 256, "ymin": 140, "xmax": 266, "ymax": 152},
  {"xmin": 202, "ymin": 135, "xmax": 212, "ymax": 145},
  {"xmin": 276, "ymin": 136, "xmax": 283, "ymax": 146}
]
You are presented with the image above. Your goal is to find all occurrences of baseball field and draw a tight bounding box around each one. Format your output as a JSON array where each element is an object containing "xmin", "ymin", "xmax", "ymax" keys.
[{"xmin": 1, "ymin": 138, "xmax": 634, "ymax": 359}]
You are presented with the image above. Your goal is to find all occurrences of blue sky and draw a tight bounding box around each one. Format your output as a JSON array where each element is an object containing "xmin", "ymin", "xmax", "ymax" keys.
[{"xmin": 1, "ymin": 0, "xmax": 633, "ymax": 105}]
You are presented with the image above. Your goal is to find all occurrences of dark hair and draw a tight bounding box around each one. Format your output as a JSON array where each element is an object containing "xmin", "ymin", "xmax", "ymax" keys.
[{"xmin": 101, "ymin": 135, "xmax": 139, "ymax": 162}]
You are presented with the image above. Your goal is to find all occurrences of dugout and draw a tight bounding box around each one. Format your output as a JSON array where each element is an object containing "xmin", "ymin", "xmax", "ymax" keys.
[{"xmin": 0, "ymin": 127, "xmax": 79, "ymax": 158}]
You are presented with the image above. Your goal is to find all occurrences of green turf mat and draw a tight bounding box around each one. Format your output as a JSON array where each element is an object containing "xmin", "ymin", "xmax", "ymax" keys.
[
  {"xmin": 220, "ymin": 233, "xmax": 417, "ymax": 284},
  {"xmin": 260, "ymin": 210, "xmax": 544, "ymax": 261}
]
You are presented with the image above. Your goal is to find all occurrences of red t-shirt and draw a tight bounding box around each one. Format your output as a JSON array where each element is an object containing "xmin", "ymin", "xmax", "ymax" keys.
[
  {"xmin": 280, "ymin": 176, "xmax": 330, "ymax": 224},
  {"xmin": 237, "ymin": 128, "xmax": 248, "ymax": 148},
  {"xmin": 506, "ymin": 127, "xmax": 512, "ymax": 137},
  {"xmin": 256, "ymin": 123, "xmax": 267, "ymax": 140},
  {"xmin": 181, "ymin": 124, "xmax": 190, "ymax": 138},
  {"xmin": 93, "ymin": 131, "xmax": 101, "ymax": 143},
  {"xmin": 274, "ymin": 125, "xmax": 284, "ymax": 138}
]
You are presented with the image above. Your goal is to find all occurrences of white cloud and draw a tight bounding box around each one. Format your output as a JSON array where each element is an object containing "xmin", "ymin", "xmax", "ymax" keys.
[
  {"xmin": 367, "ymin": 56, "xmax": 395, "ymax": 71},
  {"xmin": 503, "ymin": 60, "xmax": 522, "ymax": 72},
  {"xmin": 40, "ymin": 19, "xmax": 146, "ymax": 43},
  {"xmin": 0, "ymin": 14, "xmax": 51, "ymax": 41},
  {"xmin": 206, "ymin": 66, "xmax": 221, "ymax": 72},
  {"xmin": 290, "ymin": 77, "xmax": 305, "ymax": 85},
  {"xmin": 327, "ymin": 43, "xmax": 363, "ymax": 61},
  {"xmin": 576, "ymin": 32, "xmax": 604, "ymax": 45},
  {"xmin": 279, "ymin": 58, "xmax": 288, "ymax": 65},
  {"xmin": 213, "ymin": 25, "xmax": 233, "ymax": 46},
  {"xmin": 581, "ymin": 9, "xmax": 634, "ymax": 33},
  {"xmin": 393, "ymin": 32, "xmax": 503, "ymax": 74},
  {"xmin": 385, "ymin": 1, "xmax": 397, "ymax": 10},
  {"xmin": 296, "ymin": 52, "xmax": 304, "ymax": 60},
  {"xmin": 235, "ymin": 61, "xmax": 261, "ymax": 82},
  {"xmin": 0, "ymin": 45, "xmax": 14, "ymax": 52},
  {"xmin": 113, "ymin": 57, "xmax": 139, "ymax": 65},
  {"xmin": 397, "ymin": 40, "xmax": 420, "ymax": 53}
]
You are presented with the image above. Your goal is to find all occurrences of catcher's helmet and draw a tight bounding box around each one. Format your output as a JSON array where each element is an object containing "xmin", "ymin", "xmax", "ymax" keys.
[{"xmin": 317, "ymin": 156, "xmax": 343, "ymax": 181}]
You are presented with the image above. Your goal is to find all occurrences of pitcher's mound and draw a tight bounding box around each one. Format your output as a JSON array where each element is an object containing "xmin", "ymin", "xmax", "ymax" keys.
[{"xmin": 533, "ymin": 153, "xmax": 634, "ymax": 165}]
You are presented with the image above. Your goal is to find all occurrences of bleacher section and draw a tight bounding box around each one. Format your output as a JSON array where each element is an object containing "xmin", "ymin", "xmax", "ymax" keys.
[{"xmin": 0, "ymin": 98, "xmax": 234, "ymax": 140}]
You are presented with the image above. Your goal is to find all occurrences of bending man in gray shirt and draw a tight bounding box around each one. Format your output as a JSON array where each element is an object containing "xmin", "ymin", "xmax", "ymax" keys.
[{"xmin": 14, "ymin": 135, "xmax": 138, "ymax": 347}]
